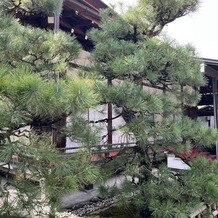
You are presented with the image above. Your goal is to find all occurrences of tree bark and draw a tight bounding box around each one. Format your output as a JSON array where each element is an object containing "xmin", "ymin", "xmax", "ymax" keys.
[{"xmin": 52, "ymin": 115, "xmax": 66, "ymax": 149}]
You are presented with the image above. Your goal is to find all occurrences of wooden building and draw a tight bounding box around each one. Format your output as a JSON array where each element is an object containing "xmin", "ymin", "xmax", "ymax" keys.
[
  {"xmin": 14, "ymin": 1, "xmax": 218, "ymax": 158},
  {"xmin": 198, "ymin": 58, "xmax": 218, "ymax": 159},
  {"xmin": 17, "ymin": 0, "xmax": 108, "ymax": 50}
]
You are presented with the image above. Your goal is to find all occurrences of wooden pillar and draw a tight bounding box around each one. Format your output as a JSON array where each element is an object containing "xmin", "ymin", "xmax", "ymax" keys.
[
  {"xmin": 52, "ymin": 115, "xmax": 66, "ymax": 149},
  {"xmin": 54, "ymin": 0, "xmax": 63, "ymax": 32},
  {"xmin": 54, "ymin": 12, "xmax": 60, "ymax": 33},
  {"xmin": 212, "ymin": 77, "xmax": 218, "ymax": 159},
  {"xmin": 107, "ymin": 78, "xmax": 113, "ymax": 156},
  {"xmin": 52, "ymin": 4, "xmax": 67, "ymax": 150}
]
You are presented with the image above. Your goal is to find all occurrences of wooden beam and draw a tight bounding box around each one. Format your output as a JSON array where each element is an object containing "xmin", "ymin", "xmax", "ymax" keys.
[
  {"xmin": 205, "ymin": 65, "xmax": 218, "ymax": 79},
  {"xmin": 198, "ymin": 94, "xmax": 213, "ymax": 105},
  {"xmin": 82, "ymin": 0, "xmax": 108, "ymax": 11},
  {"xmin": 64, "ymin": 0, "xmax": 101, "ymax": 24}
]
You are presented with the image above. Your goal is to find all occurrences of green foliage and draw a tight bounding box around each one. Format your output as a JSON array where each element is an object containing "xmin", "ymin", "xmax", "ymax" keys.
[
  {"xmin": 0, "ymin": 13, "xmax": 81, "ymax": 76},
  {"xmin": 0, "ymin": 5, "xmax": 100, "ymax": 217},
  {"xmin": 89, "ymin": 0, "xmax": 218, "ymax": 217},
  {"xmin": 144, "ymin": 158, "xmax": 218, "ymax": 217},
  {"xmin": 0, "ymin": 0, "xmax": 63, "ymax": 15},
  {"xmin": 97, "ymin": 80, "xmax": 163, "ymax": 112},
  {"xmin": 125, "ymin": 0, "xmax": 200, "ymax": 37},
  {"xmin": 0, "ymin": 134, "xmax": 100, "ymax": 215},
  {"xmin": 106, "ymin": 158, "xmax": 218, "ymax": 217},
  {"xmin": 0, "ymin": 67, "xmax": 98, "ymax": 128}
]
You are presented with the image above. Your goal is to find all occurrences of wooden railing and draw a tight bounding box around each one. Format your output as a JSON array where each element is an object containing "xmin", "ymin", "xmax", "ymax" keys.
[{"xmin": 58, "ymin": 142, "xmax": 136, "ymax": 154}]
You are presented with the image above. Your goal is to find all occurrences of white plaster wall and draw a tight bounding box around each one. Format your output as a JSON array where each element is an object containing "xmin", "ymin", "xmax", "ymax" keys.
[
  {"xmin": 66, "ymin": 104, "xmax": 136, "ymax": 152},
  {"xmin": 198, "ymin": 116, "xmax": 215, "ymax": 128}
]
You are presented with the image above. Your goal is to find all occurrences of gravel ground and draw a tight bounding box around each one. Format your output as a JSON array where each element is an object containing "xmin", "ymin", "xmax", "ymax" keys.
[
  {"xmin": 31, "ymin": 212, "xmax": 81, "ymax": 218},
  {"xmin": 70, "ymin": 197, "xmax": 114, "ymax": 217}
]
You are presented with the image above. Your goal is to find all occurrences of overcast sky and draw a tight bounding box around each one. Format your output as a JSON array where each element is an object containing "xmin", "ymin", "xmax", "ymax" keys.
[{"xmin": 103, "ymin": 0, "xmax": 218, "ymax": 60}]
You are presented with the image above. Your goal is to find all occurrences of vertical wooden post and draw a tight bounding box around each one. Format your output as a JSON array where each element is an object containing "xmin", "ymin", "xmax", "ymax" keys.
[
  {"xmin": 54, "ymin": 13, "xmax": 60, "ymax": 33},
  {"xmin": 212, "ymin": 77, "xmax": 218, "ymax": 159},
  {"xmin": 53, "ymin": 0, "xmax": 63, "ymax": 33},
  {"xmin": 107, "ymin": 78, "xmax": 113, "ymax": 156},
  {"xmin": 52, "ymin": 115, "xmax": 66, "ymax": 149},
  {"xmin": 52, "ymin": 2, "xmax": 67, "ymax": 150}
]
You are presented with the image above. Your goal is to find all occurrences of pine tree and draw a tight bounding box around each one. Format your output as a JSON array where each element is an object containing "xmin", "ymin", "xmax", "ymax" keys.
[
  {"xmin": 89, "ymin": 0, "xmax": 218, "ymax": 217},
  {"xmin": 0, "ymin": 0, "xmax": 100, "ymax": 216}
]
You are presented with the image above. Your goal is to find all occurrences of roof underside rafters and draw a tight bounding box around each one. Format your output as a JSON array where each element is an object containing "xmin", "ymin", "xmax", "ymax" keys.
[{"xmin": 16, "ymin": 0, "xmax": 108, "ymax": 50}]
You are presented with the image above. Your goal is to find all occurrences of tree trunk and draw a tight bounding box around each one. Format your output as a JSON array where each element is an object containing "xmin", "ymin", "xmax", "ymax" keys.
[
  {"xmin": 139, "ymin": 207, "xmax": 152, "ymax": 218},
  {"xmin": 52, "ymin": 115, "xmax": 66, "ymax": 150}
]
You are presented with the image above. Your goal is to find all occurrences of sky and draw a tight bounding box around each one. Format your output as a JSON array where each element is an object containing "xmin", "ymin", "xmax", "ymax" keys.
[{"xmin": 103, "ymin": 0, "xmax": 218, "ymax": 60}]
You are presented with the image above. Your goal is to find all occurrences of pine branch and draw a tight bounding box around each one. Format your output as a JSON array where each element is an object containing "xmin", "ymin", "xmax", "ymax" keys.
[
  {"xmin": 101, "ymin": 128, "xmax": 118, "ymax": 141},
  {"xmin": 69, "ymin": 62, "xmax": 92, "ymax": 72},
  {"xmin": 142, "ymin": 82, "xmax": 169, "ymax": 91},
  {"xmin": 11, "ymin": 129, "xmax": 30, "ymax": 138},
  {"xmin": 89, "ymin": 113, "xmax": 122, "ymax": 124}
]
